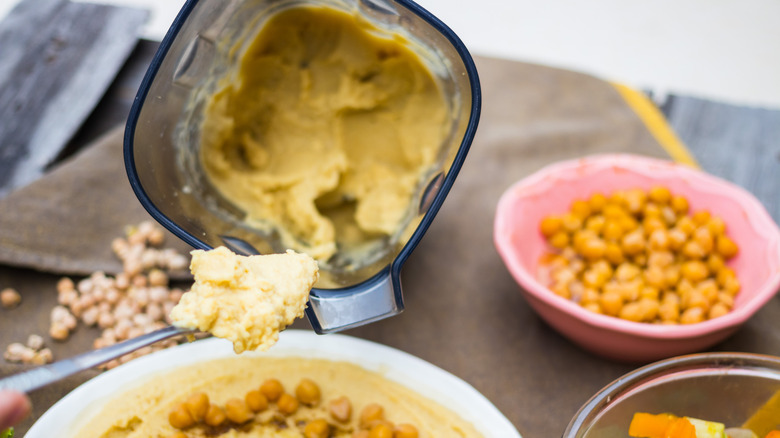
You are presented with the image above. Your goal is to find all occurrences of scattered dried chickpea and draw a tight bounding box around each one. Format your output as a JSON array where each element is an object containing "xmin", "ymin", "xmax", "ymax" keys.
[
  {"xmin": 2, "ymin": 221, "xmax": 192, "ymax": 371},
  {"xmin": 539, "ymin": 186, "xmax": 740, "ymax": 325},
  {"xmin": 1, "ymin": 288, "xmax": 21, "ymax": 309}
]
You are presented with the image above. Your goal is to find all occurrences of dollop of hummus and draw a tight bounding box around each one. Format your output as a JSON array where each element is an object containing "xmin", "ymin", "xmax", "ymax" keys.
[
  {"xmin": 169, "ymin": 247, "xmax": 318, "ymax": 353},
  {"xmin": 74, "ymin": 356, "xmax": 483, "ymax": 438},
  {"xmin": 199, "ymin": 5, "xmax": 449, "ymax": 261}
]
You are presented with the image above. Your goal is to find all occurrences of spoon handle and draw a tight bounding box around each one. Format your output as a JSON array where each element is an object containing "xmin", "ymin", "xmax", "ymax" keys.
[{"xmin": 0, "ymin": 325, "xmax": 193, "ymax": 393}]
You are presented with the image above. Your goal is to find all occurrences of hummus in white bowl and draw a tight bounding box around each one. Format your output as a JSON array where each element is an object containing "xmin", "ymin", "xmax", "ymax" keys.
[{"xmin": 27, "ymin": 331, "xmax": 521, "ymax": 438}]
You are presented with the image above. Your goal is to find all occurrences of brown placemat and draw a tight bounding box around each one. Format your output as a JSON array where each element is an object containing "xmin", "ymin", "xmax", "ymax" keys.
[
  {"xmin": 7, "ymin": 55, "xmax": 772, "ymax": 438},
  {"xmin": 0, "ymin": 126, "xmax": 192, "ymax": 279}
]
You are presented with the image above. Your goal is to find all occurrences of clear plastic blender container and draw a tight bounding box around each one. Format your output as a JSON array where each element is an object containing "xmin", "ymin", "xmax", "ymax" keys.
[{"xmin": 124, "ymin": 0, "xmax": 481, "ymax": 333}]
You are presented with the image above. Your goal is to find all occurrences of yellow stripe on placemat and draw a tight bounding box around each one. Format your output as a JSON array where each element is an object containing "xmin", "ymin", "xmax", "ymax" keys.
[{"xmin": 612, "ymin": 82, "xmax": 699, "ymax": 168}]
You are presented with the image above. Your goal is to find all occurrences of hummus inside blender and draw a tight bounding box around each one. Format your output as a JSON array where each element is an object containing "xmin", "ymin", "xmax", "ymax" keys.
[{"xmin": 197, "ymin": 5, "xmax": 450, "ymax": 266}]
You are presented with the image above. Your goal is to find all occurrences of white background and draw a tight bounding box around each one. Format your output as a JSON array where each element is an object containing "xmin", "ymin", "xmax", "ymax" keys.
[{"xmin": 2, "ymin": 0, "xmax": 779, "ymax": 108}]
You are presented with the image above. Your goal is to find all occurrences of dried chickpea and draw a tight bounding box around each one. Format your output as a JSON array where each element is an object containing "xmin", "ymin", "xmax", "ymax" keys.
[
  {"xmin": 369, "ymin": 423, "xmax": 394, "ymax": 438},
  {"xmin": 329, "ymin": 396, "xmax": 352, "ymax": 423},
  {"xmin": 304, "ymin": 419, "xmax": 331, "ymax": 438},
  {"xmin": 1, "ymin": 288, "xmax": 21, "ymax": 309},
  {"xmin": 169, "ymin": 404, "xmax": 195, "ymax": 429},
  {"xmin": 354, "ymin": 431, "xmax": 371, "ymax": 438},
  {"xmin": 184, "ymin": 392, "xmax": 209, "ymax": 422},
  {"xmin": 205, "ymin": 403, "xmax": 227, "ymax": 427},
  {"xmin": 394, "ymin": 424, "xmax": 420, "ymax": 438},
  {"xmin": 360, "ymin": 403, "xmax": 384, "ymax": 428},
  {"xmin": 296, "ymin": 378, "xmax": 321, "ymax": 406},
  {"xmin": 246, "ymin": 389, "xmax": 268, "ymax": 412},
  {"xmin": 170, "ymin": 433, "xmax": 188, "ymax": 438},
  {"xmin": 224, "ymin": 398, "xmax": 253, "ymax": 423},
  {"xmin": 277, "ymin": 393, "xmax": 299, "ymax": 416},
  {"xmin": 260, "ymin": 378, "xmax": 284, "ymax": 402},
  {"xmin": 603, "ymin": 220, "xmax": 624, "ymax": 242}
]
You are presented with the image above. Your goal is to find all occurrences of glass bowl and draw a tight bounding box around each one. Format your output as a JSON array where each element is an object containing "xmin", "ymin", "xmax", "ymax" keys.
[{"xmin": 563, "ymin": 352, "xmax": 780, "ymax": 437}]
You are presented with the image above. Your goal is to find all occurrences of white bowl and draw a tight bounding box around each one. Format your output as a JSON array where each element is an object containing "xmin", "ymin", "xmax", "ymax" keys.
[{"xmin": 27, "ymin": 330, "xmax": 521, "ymax": 437}]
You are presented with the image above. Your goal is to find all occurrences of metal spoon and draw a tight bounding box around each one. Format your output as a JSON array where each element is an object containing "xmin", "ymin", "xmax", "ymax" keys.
[{"xmin": 0, "ymin": 325, "xmax": 195, "ymax": 393}]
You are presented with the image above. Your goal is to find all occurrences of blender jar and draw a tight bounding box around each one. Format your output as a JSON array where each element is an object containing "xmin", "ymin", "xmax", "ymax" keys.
[{"xmin": 124, "ymin": 0, "xmax": 481, "ymax": 333}]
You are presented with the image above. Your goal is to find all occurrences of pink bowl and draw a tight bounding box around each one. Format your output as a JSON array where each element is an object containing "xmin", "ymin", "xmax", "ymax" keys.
[{"xmin": 493, "ymin": 154, "xmax": 780, "ymax": 363}]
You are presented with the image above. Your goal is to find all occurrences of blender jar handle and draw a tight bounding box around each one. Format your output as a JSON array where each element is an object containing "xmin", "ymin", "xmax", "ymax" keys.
[{"xmin": 305, "ymin": 268, "xmax": 404, "ymax": 334}]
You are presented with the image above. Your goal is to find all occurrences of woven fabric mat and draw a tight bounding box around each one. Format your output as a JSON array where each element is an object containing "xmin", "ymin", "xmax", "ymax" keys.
[
  {"xmin": 5, "ymin": 55, "xmax": 777, "ymax": 438},
  {"xmin": 0, "ymin": 126, "xmax": 192, "ymax": 278}
]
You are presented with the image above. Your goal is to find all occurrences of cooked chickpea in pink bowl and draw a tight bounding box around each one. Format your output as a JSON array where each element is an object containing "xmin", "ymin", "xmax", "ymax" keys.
[{"xmin": 493, "ymin": 154, "xmax": 780, "ymax": 362}]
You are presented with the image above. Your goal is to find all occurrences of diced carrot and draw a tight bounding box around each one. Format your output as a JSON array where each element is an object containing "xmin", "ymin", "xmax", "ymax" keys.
[
  {"xmin": 764, "ymin": 431, "xmax": 780, "ymax": 438},
  {"xmin": 665, "ymin": 417, "xmax": 696, "ymax": 438},
  {"xmin": 629, "ymin": 412, "xmax": 677, "ymax": 438}
]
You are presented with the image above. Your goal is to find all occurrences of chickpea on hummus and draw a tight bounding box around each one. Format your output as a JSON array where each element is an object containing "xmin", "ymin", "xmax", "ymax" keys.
[
  {"xmin": 169, "ymin": 247, "xmax": 319, "ymax": 353},
  {"xmin": 75, "ymin": 357, "xmax": 483, "ymax": 438}
]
